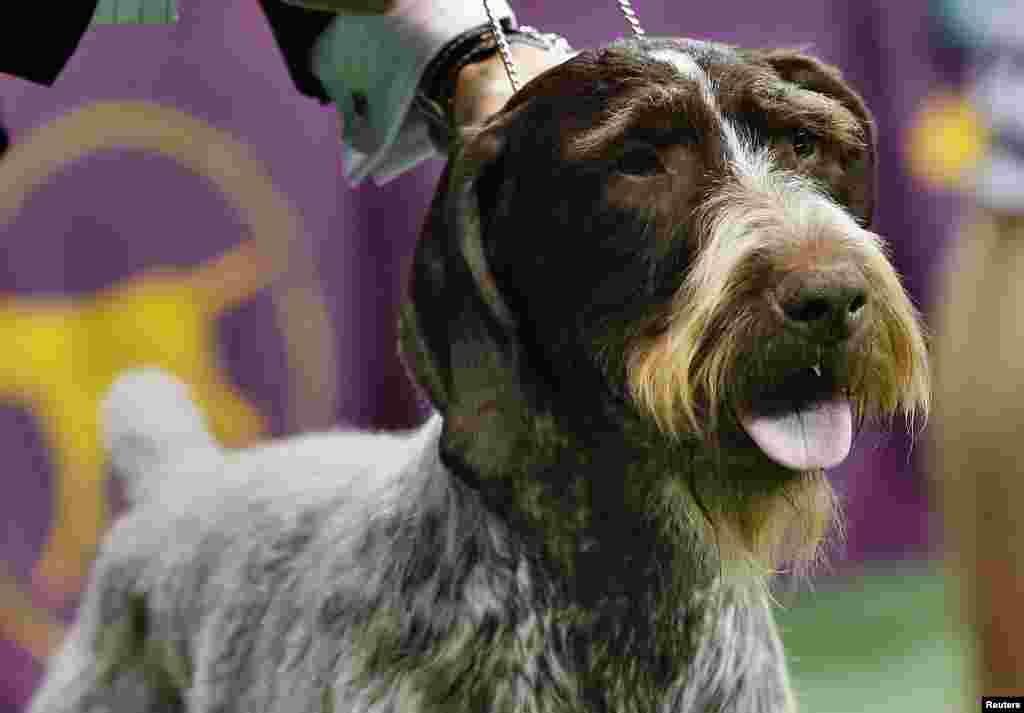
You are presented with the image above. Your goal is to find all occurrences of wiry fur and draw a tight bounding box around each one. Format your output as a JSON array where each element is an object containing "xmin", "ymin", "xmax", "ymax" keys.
[{"xmin": 29, "ymin": 37, "xmax": 929, "ymax": 713}]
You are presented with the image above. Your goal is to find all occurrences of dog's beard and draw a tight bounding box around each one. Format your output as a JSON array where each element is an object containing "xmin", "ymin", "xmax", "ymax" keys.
[
  {"xmin": 621, "ymin": 252, "xmax": 928, "ymax": 577},
  {"xmin": 624, "ymin": 176, "xmax": 930, "ymax": 465}
]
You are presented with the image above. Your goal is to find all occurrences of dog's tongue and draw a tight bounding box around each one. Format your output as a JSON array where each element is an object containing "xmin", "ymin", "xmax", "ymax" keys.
[{"xmin": 740, "ymin": 399, "xmax": 852, "ymax": 470}]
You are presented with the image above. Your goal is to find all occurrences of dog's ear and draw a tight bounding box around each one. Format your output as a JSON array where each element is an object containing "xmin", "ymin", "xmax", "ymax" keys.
[
  {"xmin": 444, "ymin": 123, "xmax": 519, "ymax": 331},
  {"xmin": 752, "ymin": 49, "xmax": 878, "ymax": 227},
  {"xmin": 400, "ymin": 110, "xmax": 536, "ymax": 468}
]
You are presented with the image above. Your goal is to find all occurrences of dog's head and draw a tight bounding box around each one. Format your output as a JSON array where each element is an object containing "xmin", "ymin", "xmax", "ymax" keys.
[{"xmin": 400, "ymin": 38, "xmax": 929, "ymax": 575}]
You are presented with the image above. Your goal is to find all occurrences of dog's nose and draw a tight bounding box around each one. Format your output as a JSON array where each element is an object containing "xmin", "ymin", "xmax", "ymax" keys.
[{"xmin": 774, "ymin": 271, "xmax": 868, "ymax": 343}]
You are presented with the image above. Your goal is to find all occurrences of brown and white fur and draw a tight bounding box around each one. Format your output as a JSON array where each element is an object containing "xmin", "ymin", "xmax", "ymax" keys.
[{"xmin": 29, "ymin": 37, "xmax": 929, "ymax": 713}]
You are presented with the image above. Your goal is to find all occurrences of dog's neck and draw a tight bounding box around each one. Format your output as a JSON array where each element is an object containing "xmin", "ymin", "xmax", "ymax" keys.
[
  {"xmin": 439, "ymin": 400, "xmax": 741, "ymax": 589},
  {"xmin": 345, "ymin": 418, "xmax": 792, "ymax": 711}
]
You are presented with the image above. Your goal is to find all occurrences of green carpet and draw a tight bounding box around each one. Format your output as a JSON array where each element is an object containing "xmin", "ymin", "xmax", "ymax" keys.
[{"xmin": 775, "ymin": 562, "xmax": 970, "ymax": 712}]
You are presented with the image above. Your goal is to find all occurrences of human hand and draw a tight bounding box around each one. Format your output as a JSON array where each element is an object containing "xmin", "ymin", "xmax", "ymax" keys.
[{"xmin": 452, "ymin": 43, "xmax": 566, "ymax": 128}]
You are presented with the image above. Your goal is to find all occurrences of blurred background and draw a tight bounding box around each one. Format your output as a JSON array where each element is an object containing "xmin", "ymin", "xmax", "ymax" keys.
[{"xmin": 0, "ymin": 0, "xmax": 994, "ymax": 710}]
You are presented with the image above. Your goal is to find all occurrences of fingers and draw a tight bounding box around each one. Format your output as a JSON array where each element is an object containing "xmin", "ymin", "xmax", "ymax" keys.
[{"xmin": 454, "ymin": 45, "xmax": 564, "ymax": 127}]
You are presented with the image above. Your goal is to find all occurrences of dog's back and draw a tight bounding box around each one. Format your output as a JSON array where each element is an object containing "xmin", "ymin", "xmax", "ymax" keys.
[
  {"xmin": 98, "ymin": 368, "xmax": 444, "ymax": 578},
  {"xmin": 31, "ymin": 370, "xmax": 443, "ymax": 713}
]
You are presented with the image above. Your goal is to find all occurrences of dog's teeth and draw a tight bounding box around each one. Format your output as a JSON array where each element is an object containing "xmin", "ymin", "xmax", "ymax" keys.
[{"xmin": 811, "ymin": 364, "xmax": 821, "ymax": 377}]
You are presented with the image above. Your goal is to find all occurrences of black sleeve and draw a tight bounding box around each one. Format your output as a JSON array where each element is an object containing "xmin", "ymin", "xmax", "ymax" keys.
[
  {"xmin": 0, "ymin": 2, "xmax": 334, "ymax": 101},
  {"xmin": 0, "ymin": 2, "xmax": 100, "ymax": 86},
  {"xmin": 257, "ymin": 0, "xmax": 336, "ymax": 104}
]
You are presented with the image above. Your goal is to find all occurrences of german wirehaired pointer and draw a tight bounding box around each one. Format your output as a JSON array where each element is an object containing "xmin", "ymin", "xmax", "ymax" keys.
[{"xmin": 29, "ymin": 37, "xmax": 930, "ymax": 713}]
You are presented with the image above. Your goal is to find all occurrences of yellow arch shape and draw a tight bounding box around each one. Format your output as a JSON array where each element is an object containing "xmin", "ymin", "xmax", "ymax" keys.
[{"xmin": 0, "ymin": 100, "xmax": 339, "ymax": 611}]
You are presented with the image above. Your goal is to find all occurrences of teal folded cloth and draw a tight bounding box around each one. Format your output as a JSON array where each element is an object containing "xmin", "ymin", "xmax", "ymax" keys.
[
  {"xmin": 91, "ymin": 0, "xmax": 178, "ymax": 25},
  {"xmin": 311, "ymin": 0, "xmax": 516, "ymax": 186}
]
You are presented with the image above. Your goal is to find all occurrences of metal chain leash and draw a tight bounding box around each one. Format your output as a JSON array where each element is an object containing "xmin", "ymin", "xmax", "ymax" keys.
[
  {"xmin": 618, "ymin": 0, "xmax": 646, "ymax": 37},
  {"xmin": 483, "ymin": 0, "xmax": 521, "ymax": 91},
  {"xmin": 481, "ymin": 0, "xmax": 645, "ymax": 94}
]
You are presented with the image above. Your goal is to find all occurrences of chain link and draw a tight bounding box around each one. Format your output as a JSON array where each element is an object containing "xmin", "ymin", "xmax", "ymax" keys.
[
  {"xmin": 483, "ymin": 0, "xmax": 521, "ymax": 92},
  {"xmin": 481, "ymin": 0, "xmax": 645, "ymax": 94},
  {"xmin": 618, "ymin": 0, "xmax": 646, "ymax": 37}
]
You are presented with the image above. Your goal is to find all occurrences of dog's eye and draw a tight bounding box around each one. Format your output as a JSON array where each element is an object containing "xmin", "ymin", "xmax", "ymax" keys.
[
  {"xmin": 615, "ymin": 143, "xmax": 666, "ymax": 177},
  {"xmin": 791, "ymin": 128, "xmax": 818, "ymax": 158}
]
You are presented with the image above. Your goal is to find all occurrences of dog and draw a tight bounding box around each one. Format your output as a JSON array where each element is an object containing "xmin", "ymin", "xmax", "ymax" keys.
[{"xmin": 28, "ymin": 36, "xmax": 930, "ymax": 713}]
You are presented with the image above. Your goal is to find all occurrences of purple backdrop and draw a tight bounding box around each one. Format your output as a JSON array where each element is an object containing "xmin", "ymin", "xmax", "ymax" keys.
[{"xmin": 0, "ymin": 1, "xmax": 960, "ymax": 709}]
